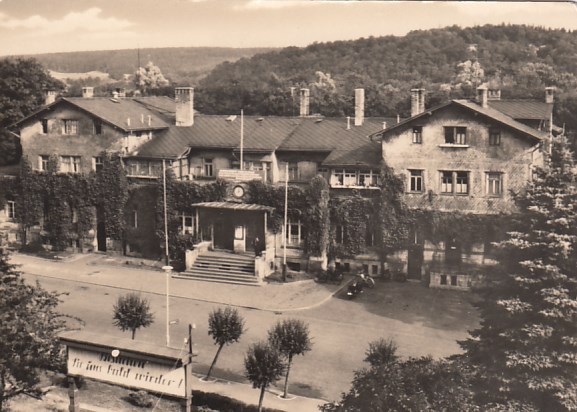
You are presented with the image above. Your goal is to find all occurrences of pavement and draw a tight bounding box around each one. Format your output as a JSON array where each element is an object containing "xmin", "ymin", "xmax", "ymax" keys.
[{"xmin": 9, "ymin": 251, "xmax": 343, "ymax": 412}]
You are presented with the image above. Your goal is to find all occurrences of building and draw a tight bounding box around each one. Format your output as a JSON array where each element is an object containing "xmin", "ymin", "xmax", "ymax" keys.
[{"xmin": 7, "ymin": 84, "xmax": 556, "ymax": 288}]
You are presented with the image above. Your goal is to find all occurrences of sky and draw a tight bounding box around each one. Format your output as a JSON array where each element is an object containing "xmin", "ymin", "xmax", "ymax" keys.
[{"xmin": 0, "ymin": 0, "xmax": 576, "ymax": 56}]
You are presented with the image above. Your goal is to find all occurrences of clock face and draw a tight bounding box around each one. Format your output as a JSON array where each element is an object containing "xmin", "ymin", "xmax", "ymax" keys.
[{"xmin": 233, "ymin": 185, "xmax": 245, "ymax": 198}]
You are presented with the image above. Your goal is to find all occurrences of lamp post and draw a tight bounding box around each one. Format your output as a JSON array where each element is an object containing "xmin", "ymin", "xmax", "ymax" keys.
[{"xmin": 162, "ymin": 265, "xmax": 173, "ymax": 347}]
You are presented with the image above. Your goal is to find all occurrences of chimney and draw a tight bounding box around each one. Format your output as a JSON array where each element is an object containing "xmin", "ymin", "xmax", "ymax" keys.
[
  {"xmin": 44, "ymin": 90, "xmax": 57, "ymax": 105},
  {"xmin": 476, "ymin": 85, "xmax": 488, "ymax": 108},
  {"xmin": 354, "ymin": 88, "xmax": 364, "ymax": 126},
  {"xmin": 410, "ymin": 88, "xmax": 425, "ymax": 116},
  {"xmin": 382, "ymin": 121, "xmax": 387, "ymax": 130},
  {"xmin": 116, "ymin": 88, "xmax": 126, "ymax": 98},
  {"xmin": 175, "ymin": 87, "xmax": 194, "ymax": 127},
  {"xmin": 488, "ymin": 88, "xmax": 501, "ymax": 101},
  {"xmin": 299, "ymin": 88, "xmax": 310, "ymax": 117},
  {"xmin": 545, "ymin": 87, "xmax": 555, "ymax": 104},
  {"xmin": 82, "ymin": 87, "xmax": 94, "ymax": 98}
]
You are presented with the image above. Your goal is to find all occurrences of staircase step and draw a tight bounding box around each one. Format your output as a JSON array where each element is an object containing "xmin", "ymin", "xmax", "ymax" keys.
[
  {"xmin": 194, "ymin": 262, "xmax": 253, "ymax": 272},
  {"xmin": 175, "ymin": 272, "xmax": 261, "ymax": 286},
  {"xmin": 188, "ymin": 267, "xmax": 255, "ymax": 277},
  {"xmin": 197, "ymin": 255, "xmax": 255, "ymax": 265}
]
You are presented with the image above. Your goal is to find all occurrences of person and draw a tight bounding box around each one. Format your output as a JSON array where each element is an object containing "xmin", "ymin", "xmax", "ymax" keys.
[{"xmin": 253, "ymin": 236, "xmax": 262, "ymax": 257}]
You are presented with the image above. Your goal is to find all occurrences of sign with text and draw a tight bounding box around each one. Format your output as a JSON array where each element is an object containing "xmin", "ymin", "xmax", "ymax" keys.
[{"xmin": 67, "ymin": 347, "xmax": 186, "ymax": 397}]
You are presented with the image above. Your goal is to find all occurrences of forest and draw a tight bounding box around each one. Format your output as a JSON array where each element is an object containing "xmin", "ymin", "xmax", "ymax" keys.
[{"xmin": 189, "ymin": 24, "xmax": 577, "ymax": 137}]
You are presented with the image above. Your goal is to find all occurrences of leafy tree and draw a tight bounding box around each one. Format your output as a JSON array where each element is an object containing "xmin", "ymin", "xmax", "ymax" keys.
[
  {"xmin": 206, "ymin": 306, "xmax": 245, "ymax": 380},
  {"xmin": 0, "ymin": 57, "xmax": 63, "ymax": 165},
  {"xmin": 320, "ymin": 340, "xmax": 476, "ymax": 412},
  {"xmin": 134, "ymin": 61, "xmax": 170, "ymax": 96},
  {"xmin": 112, "ymin": 293, "xmax": 154, "ymax": 340},
  {"xmin": 303, "ymin": 175, "xmax": 330, "ymax": 267},
  {"xmin": 0, "ymin": 251, "xmax": 67, "ymax": 411},
  {"xmin": 461, "ymin": 135, "xmax": 577, "ymax": 411},
  {"xmin": 267, "ymin": 318, "xmax": 312, "ymax": 398},
  {"xmin": 376, "ymin": 165, "xmax": 410, "ymax": 273},
  {"xmin": 244, "ymin": 341, "xmax": 285, "ymax": 412}
]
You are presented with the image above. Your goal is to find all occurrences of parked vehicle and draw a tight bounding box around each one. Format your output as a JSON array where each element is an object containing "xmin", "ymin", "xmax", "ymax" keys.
[{"xmin": 346, "ymin": 272, "xmax": 375, "ymax": 299}]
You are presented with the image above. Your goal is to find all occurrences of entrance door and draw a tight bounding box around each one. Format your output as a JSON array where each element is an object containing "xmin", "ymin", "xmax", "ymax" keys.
[
  {"xmin": 212, "ymin": 213, "xmax": 234, "ymax": 250},
  {"xmin": 445, "ymin": 237, "xmax": 462, "ymax": 266},
  {"xmin": 407, "ymin": 245, "xmax": 424, "ymax": 280}
]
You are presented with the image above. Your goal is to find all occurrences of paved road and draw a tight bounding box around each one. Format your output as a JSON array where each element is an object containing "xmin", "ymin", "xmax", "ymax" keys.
[{"xmin": 13, "ymin": 253, "xmax": 479, "ymax": 409}]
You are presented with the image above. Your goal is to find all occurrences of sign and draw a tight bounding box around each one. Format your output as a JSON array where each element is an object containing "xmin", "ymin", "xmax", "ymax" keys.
[{"xmin": 67, "ymin": 347, "xmax": 186, "ymax": 398}]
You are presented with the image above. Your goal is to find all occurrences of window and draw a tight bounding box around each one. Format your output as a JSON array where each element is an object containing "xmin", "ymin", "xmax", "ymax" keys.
[
  {"xmin": 441, "ymin": 171, "xmax": 469, "ymax": 195},
  {"xmin": 127, "ymin": 160, "xmax": 162, "ymax": 177},
  {"xmin": 444, "ymin": 127, "xmax": 467, "ymax": 145},
  {"xmin": 41, "ymin": 119, "xmax": 48, "ymax": 134},
  {"xmin": 60, "ymin": 156, "xmax": 81, "ymax": 173},
  {"xmin": 441, "ymin": 171, "xmax": 453, "ymax": 193},
  {"xmin": 181, "ymin": 214, "xmax": 194, "ymax": 235},
  {"xmin": 412, "ymin": 126, "xmax": 423, "ymax": 144},
  {"xmin": 344, "ymin": 169, "xmax": 357, "ymax": 186},
  {"xmin": 129, "ymin": 210, "xmax": 138, "ymax": 228},
  {"xmin": 334, "ymin": 170, "xmax": 344, "ymax": 186},
  {"xmin": 5, "ymin": 200, "xmax": 15, "ymax": 220},
  {"xmin": 365, "ymin": 226, "xmax": 375, "ymax": 247},
  {"xmin": 39, "ymin": 155, "xmax": 49, "ymax": 171},
  {"xmin": 489, "ymin": 128, "xmax": 501, "ymax": 146},
  {"xmin": 335, "ymin": 225, "xmax": 345, "ymax": 244},
  {"xmin": 409, "ymin": 170, "xmax": 424, "ymax": 192},
  {"xmin": 285, "ymin": 219, "xmax": 303, "ymax": 247},
  {"xmin": 358, "ymin": 170, "xmax": 379, "ymax": 187},
  {"xmin": 93, "ymin": 157, "xmax": 103, "ymax": 172},
  {"xmin": 63, "ymin": 120, "xmax": 79, "ymax": 135},
  {"xmin": 288, "ymin": 162, "xmax": 298, "ymax": 181},
  {"xmin": 486, "ymin": 173, "xmax": 503, "ymax": 196},
  {"xmin": 332, "ymin": 169, "xmax": 379, "ymax": 188},
  {"xmin": 455, "ymin": 172, "xmax": 469, "ymax": 194},
  {"xmin": 203, "ymin": 158, "xmax": 213, "ymax": 177},
  {"xmin": 94, "ymin": 121, "xmax": 102, "ymax": 135}
]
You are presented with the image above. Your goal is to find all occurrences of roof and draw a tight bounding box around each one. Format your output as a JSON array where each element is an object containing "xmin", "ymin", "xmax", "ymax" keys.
[
  {"xmin": 63, "ymin": 97, "xmax": 170, "ymax": 131},
  {"xmin": 370, "ymin": 99, "xmax": 548, "ymax": 143},
  {"xmin": 59, "ymin": 330, "xmax": 187, "ymax": 363},
  {"xmin": 191, "ymin": 201, "xmax": 275, "ymax": 212},
  {"xmin": 488, "ymin": 100, "xmax": 552, "ymax": 120},
  {"xmin": 136, "ymin": 115, "xmax": 394, "ymax": 167}
]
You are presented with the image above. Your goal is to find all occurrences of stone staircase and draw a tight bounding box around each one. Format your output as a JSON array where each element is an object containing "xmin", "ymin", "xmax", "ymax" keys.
[{"xmin": 174, "ymin": 250, "xmax": 260, "ymax": 286}]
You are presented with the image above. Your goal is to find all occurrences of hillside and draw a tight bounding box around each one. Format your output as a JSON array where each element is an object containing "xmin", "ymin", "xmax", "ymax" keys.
[
  {"xmin": 193, "ymin": 24, "xmax": 577, "ymax": 132},
  {"xmin": 20, "ymin": 47, "xmax": 275, "ymax": 85}
]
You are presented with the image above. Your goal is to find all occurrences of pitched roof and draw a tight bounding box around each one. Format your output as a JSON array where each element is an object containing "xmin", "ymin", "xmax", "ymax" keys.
[
  {"xmin": 370, "ymin": 100, "xmax": 548, "ymax": 143},
  {"xmin": 488, "ymin": 100, "xmax": 552, "ymax": 120},
  {"xmin": 63, "ymin": 97, "xmax": 170, "ymax": 131}
]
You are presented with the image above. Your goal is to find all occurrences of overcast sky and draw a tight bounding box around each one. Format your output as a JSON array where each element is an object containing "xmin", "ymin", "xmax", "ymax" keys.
[{"xmin": 0, "ymin": 0, "xmax": 576, "ymax": 56}]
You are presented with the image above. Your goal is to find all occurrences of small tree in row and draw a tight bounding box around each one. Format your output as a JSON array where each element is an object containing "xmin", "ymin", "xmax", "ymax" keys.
[
  {"xmin": 112, "ymin": 293, "xmax": 154, "ymax": 340},
  {"xmin": 206, "ymin": 306, "xmax": 245, "ymax": 380},
  {"xmin": 267, "ymin": 318, "xmax": 312, "ymax": 398},
  {"xmin": 244, "ymin": 341, "xmax": 285, "ymax": 412}
]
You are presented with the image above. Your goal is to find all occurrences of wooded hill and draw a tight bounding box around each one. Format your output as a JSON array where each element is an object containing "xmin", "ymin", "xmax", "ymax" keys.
[
  {"xmin": 192, "ymin": 24, "xmax": 577, "ymax": 134},
  {"xmin": 19, "ymin": 47, "xmax": 274, "ymax": 85}
]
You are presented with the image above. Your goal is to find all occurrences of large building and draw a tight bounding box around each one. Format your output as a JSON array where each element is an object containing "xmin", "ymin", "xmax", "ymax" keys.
[{"xmin": 4, "ymin": 85, "xmax": 556, "ymax": 288}]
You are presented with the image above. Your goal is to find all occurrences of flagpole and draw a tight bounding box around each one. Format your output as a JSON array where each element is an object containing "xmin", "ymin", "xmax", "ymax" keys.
[
  {"xmin": 240, "ymin": 109, "xmax": 244, "ymax": 170},
  {"xmin": 283, "ymin": 162, "xmax": 288, "ymax": 282},
  {"xmin": 162, "ymin": 159, "xmax": 172, "ymax": 347}
]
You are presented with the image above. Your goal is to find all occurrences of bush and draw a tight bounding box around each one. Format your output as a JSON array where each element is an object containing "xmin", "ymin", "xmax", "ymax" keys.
[
  {"xmin": 127, "ymin": 390, "xmax": 154, "ymax": 408},
  {"xmin": 393, "ymin": 271, "xmax": 407, "ymax": 282},
  {"xmin": 191, "ymin": 390, "xmax": 284, "ymax": 412}
]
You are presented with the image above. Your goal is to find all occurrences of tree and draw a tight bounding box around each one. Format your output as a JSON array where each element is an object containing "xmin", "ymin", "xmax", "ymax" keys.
[
  {"xmin": 0, "ymin": 251, "xmax": 66, "ymax": 411},
  {"xmin": 376, "ymin": 165, "xmax": 410, "ymax": 274},
  {"xmin": 461, "ymin": 135, "xmax": 577, "ymax": 411},
  {"xmin": 134, "ymin": 61, "xmax": 170, "ymax": 96},
  {"xmin": 320, "ymin": 340, "xmax": 476, "ymax": 412},
  {"xmin": 112, "ymin": 293, "xmax": 154, "ymax": 340},
  {"xmin": 244, "ymin": 341, "xmax": 285, "ymax": 412},
  {"xmin": 267, "ymin": 318, "xmax": 312, "ymax": 398},
  {"xmin": 0, "ymin": 58, "xmax": 63, "ymax": 165},
  {"xmin": 206, "ymin": 306, "xmax": 245, "ymax": 380}
]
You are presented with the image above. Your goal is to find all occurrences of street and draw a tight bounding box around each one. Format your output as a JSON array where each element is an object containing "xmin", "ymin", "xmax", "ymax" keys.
[{"xmin": 17, "ymin": 254, "xmax": 478, "ymax": 402}]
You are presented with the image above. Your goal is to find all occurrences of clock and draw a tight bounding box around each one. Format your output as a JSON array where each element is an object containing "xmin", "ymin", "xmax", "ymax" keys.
[{"xmin": 233, "ymin": 185, "xmax": 245, "ymax": 198}]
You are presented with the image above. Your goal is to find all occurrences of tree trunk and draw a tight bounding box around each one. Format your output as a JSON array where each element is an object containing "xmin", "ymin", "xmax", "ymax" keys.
[
  {"xmin": 131, "ymin": 328, "xmax": 136, "ymax": 340},
  {"xmin": 283, "ymin": 355, "xmax": 293, "ymax": 398},
  {"xmin": 0, "ymin": 370, "xmax": 5, "ymax": 412},
  {"xmin": 206, "ymin": 344, "xmax": 224, "ymax": 380},
  {"xmin": 258, "ymin": 384, "xmax": 266, "ymax": 412}
]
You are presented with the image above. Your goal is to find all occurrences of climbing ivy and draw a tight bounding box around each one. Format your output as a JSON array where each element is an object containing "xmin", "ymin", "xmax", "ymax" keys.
[
  {"xmin": 329, "ymin": 193, "xmax": 372, "ymax": 258},
  {"xmin": 303, "ymin": 176, "xmax": 330, "ymax": 257}
]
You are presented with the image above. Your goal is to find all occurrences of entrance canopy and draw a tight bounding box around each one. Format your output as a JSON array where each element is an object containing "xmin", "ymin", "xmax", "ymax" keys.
[{"xmin": 191, "ymin": 201, "xmax": 274, "ymax": 212}]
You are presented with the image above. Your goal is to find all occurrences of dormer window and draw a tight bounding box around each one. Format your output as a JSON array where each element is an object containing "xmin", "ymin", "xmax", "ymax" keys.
[
  {"xmin": 444, "ymin": 127, "xmax": 467, "ymax": 145},
  {"xmin": 94, "ymin": 121, "xmax": 102, "ymax": 135},
  {"xmin": 41, "ymin": 119, "xmax": 48, "ymax": 134}
]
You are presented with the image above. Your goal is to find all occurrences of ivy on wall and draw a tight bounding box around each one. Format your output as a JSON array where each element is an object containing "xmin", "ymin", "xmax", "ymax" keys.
[{"xmin": 303, "ymin": 176, "xmax": 330, "ymax": 257}]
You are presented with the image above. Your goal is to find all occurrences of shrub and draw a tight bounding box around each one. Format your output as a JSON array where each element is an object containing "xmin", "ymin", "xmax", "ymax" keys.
[{"xmin": 127, "ymin": 390, "xmax": 154, "ymax": 408}]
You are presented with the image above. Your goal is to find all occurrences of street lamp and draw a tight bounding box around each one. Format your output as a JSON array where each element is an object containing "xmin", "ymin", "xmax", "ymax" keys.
[{"xmin": 162, "ymin": 265, "xmax": 173, "ymax": 347}]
